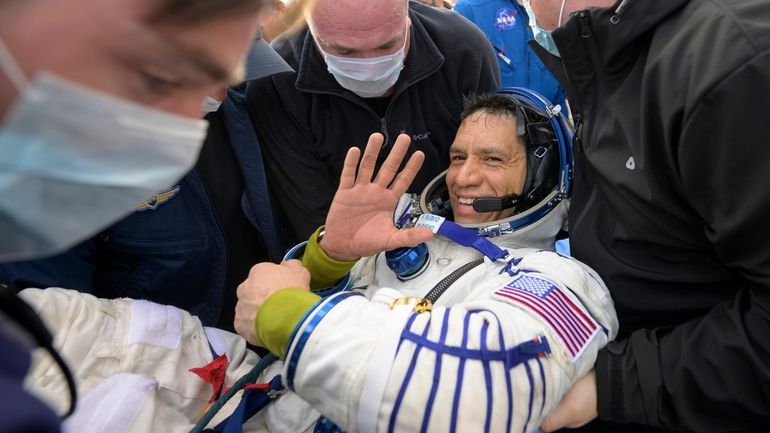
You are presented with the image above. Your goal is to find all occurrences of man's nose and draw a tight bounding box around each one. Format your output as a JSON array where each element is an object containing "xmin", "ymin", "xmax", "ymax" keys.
[{"xmin": 455, "ymin": 158, "xmax": 483, "ymax": 186}]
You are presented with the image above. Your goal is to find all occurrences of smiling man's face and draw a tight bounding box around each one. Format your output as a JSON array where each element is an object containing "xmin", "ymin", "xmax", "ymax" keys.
[
  {"xmin": 0, "ymin": 0, "xmax": 262, "ymax": 119},
  {"xmin": 446, "ymin": 111, "xmax": 527, "ymax": 224}
]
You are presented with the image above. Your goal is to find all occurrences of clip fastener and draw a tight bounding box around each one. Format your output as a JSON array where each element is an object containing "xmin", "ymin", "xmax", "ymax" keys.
[{"xmin": 389, "ymin": 297, "xmax": 433, "ymax": 314}]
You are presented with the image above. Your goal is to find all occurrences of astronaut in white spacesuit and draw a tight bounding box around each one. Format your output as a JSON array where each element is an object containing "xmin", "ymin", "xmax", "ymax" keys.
[
  {"xmin": 235, "ymin": 88, "xmax": 619, "ymax": 433},
  {"xmin": 21, "ymin": 89, "xmax": 617, "ymax": 433}
]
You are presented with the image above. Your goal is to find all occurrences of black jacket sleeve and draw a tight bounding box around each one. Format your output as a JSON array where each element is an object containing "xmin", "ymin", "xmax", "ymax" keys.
[
  {"xmin": 597, "ymin": 51, "xmax": 770, "ymax": 433},
  {"xmin": 246, "ymin": 75, "xmax": 338, "ymax": 241}
]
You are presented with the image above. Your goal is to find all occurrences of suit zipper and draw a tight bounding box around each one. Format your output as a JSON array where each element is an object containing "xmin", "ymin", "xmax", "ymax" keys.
[{"xmin": 424, "ymin": 258, "xmax": 485, "ymax": 303}]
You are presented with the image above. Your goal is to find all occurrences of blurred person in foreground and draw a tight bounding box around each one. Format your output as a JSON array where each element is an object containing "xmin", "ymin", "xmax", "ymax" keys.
[{"xmin": 0, "ymin": 0, "xmax": 291, "ymax": 431}]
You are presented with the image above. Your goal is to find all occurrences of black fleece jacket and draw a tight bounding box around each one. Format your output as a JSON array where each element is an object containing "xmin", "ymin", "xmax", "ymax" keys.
[{"xmin": 538, "ymin": 0, "xmax": 770, "ymax": 431}]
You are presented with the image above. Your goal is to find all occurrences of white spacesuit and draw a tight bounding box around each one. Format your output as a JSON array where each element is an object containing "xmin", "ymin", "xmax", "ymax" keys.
[{"xmin": 21, "ymin": 88, "xmax": 618, "ymax": 433}]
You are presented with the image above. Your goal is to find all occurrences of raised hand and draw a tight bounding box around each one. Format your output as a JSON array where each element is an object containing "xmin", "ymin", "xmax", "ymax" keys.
[{"xmin": 320, "ymin": 133, "xmax": 434, "ymax": 261}]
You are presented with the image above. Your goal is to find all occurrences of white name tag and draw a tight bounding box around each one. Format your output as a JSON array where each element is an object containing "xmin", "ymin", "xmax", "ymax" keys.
[{"xmin": 415, "ymin": 214, "xmax": 445, "ymax": 233}]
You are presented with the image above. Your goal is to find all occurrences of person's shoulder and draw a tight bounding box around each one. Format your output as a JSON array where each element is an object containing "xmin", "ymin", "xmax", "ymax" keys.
[
  {"xmin": 657, "ymin": 0, "xmax": 770, "ymax": 73},
  {"xmin": 453, "ymin": 0, "xmax": 501, "ymax": 9},
  {"xmin": 701, "ymin": 0, "xmax": 770, "ymax": 50}
]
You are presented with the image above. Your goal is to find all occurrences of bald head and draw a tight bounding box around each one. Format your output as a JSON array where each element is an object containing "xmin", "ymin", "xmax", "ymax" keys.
[{"xmin": 308, "ymin": 0, "xmax": 409, "ymax": 57}]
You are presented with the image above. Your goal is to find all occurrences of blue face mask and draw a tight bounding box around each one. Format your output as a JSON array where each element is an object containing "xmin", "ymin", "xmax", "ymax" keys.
[{"xmin": 523, "ymin": 0, "xmax": 567, "ymax": 58}]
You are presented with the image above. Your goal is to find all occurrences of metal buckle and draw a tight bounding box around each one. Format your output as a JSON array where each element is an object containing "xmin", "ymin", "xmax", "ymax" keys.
[{"xmin": 389, "ymin": 297, "xmax": 433, "ymax": 314}]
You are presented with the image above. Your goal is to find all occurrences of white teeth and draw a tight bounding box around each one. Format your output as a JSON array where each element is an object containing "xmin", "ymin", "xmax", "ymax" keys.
[{"xmin": 458, "ymin": 197, "xmax": 475, "ymax": 205}]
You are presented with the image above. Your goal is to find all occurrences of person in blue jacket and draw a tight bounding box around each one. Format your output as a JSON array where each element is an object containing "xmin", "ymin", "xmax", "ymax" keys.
[{"xmin": 454, "ymin": 0, "xmax": 567, "ymax": 111}]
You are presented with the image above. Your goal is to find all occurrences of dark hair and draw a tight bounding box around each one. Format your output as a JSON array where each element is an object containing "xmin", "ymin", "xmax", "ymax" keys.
[
  {"xmin": 460, "ymin": 92, "xmax": 523, "ymax": 124},
  {"xmin": 147, "ymin": 0, "xmax": 273, "ymax": 24}
]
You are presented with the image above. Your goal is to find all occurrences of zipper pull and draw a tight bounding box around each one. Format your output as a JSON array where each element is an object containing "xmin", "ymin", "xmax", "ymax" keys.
[
  {"xmin": 573, "ymin": 113, "xmax": 584, "ymax": 153},
  {"xmin": 380, "ymin": 117, "xmax": 390, "ymax": 147},
  {"xmin": 578, "ymin": 11, "xmax": 592, "ymax": 39}
]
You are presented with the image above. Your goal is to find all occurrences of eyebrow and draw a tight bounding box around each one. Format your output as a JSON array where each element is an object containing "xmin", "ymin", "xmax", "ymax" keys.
[{"xmin": 450, "ymin": 144, "xmax": 505, "ymax": 153}]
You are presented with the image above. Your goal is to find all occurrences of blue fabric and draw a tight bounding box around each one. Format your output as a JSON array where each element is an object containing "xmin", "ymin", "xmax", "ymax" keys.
[
  {"xmin": 0, "ymin": 85, "xmax": 285, "ymax": 327},
  {"xmin": 400, "ymin": 330, "xmax": 550, "ymax": 364},
  {"xmin": 204, "ymin": 376, "xmax": 284, "ymax": 433},
  {"xmin": 436, "ymin": 219, "xmax": 508, "ymax": 261},
  {"xmin": 522, "ymin": 358, "xmax": 536, "ymax": 433},
  {"xmin": 535, "ymin": 357, "xmax": 547, "ymax": 422},
  {"xmin": 480, "ymin": 322, "xmax": 493, "ymax": 433},
  {"xmin": 448, "ymin": 313, "xmax": 472, "ymax": 433},
  {"xmin": 0, "ymin": 328, "xmax": 61, "ymax": 433},
  {"xmin": 285, "ymin": 292, "xmax": 362, "ymax": 390},
  {"xmin": 388, "ymin": 313, "xmax": 430, "ymax": 433},
  {"xmin": 419, "ymin": 310, "xmax": 452, "ymax": 433},
  {"xmin": 497, "ymin": 315, "xmax": 515, "ymax": 433},
  {"xmin": 454, "ymin": 0, "xmax": 567, "ymax": 110}
]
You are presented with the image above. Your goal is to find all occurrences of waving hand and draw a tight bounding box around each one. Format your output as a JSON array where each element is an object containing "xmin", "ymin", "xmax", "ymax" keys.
[{"xmin": 319, "ymin": 133, "xmax": 434, "ymax": 261}]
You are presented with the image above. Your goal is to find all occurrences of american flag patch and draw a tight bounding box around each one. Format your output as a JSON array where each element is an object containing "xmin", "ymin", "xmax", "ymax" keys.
[{"xmin": 492, "ymin": 273, "xmax": 600, "ymax": 362}]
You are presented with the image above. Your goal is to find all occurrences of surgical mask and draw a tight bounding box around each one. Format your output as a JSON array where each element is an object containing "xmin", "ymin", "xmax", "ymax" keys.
[
  {"xmin": 201, "ymin": 95, "xmax": 223, "ymax": 115},
  {"xmin": 0, "ymin": 38, "xmax": 208, "ymax": 261},
  {"xmin": 318, "ymin": 28, "xmax": 408, "ymax": 98},
  {"xmin": 523, "ymin": 0, "xmax": 567, "ymax": 57}
]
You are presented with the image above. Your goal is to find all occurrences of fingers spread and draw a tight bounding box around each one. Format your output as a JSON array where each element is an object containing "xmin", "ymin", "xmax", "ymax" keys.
[
  {"xmin": 374, "ymin": 133, "xmax": 412, "ymax": 186},
  {"xmin": 357, "ymin": 133, "xmax": 384, "ymax": 184},
  {"xmin": 390, "ymin": 150, "xmax": 424, "ymax": 196},
  {"xmin": 339, "ymin": 146, "xmax": 362, "ymax": 189}
]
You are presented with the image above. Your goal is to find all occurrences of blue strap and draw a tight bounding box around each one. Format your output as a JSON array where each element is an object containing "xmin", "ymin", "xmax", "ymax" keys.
[
  {"xmin": 436, "ymin": 219, "xmax": 509, "ymax": 262},
  {"xmin": 204, "ymin": 376, "xmax": 284, "ymax": 433},
  {"xmin": 190, "ymin": 353, "xmax": 278, "ymax": 433}
]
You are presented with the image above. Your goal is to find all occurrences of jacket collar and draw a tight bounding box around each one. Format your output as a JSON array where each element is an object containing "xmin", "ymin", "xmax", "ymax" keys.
[
  {"xmin": 554, "ymin": 0, "xmax": 690, "ymax": 64},
  {"xmin": 543, "ymin": 0, "xmax": 689, "ymax": 111},
  {"xmin": 294, "ymin": 8, "xmax": 445, "ymax": 96}
]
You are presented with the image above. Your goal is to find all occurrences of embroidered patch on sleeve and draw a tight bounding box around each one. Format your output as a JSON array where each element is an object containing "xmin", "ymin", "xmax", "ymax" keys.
[{"xmin": 491, "ymin": 273, "xmax": 599, "ymax": 362}]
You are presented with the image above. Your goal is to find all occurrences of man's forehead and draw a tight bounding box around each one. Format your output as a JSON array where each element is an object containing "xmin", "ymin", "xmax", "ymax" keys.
[
  {"xmin": 310, "ymin": 0, "xmax": 406, "ymax": 33},
  {"xmin": 452, "ymin": 114, "xmax": 524, "ymax": 150}
]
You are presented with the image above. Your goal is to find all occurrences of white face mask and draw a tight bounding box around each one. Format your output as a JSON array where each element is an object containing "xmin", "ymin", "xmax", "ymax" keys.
[
  {"xmin": 0, "ymin": 39, "xmax": 208, "ymax": 261},
  {"xmin": 523, "ymin": 0, "xmax": 567, "ymax": 57},
  {"xmin": 317, "ymin": 27, "xmax": 408, "ymax": 98},
  {"xmin": 201, "ymin": 95, "xmax": 223, "ymax": 115}
]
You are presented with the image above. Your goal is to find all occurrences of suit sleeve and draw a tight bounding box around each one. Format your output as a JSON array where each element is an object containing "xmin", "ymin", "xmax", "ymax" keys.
[{"xmin": 596, "ymin": 51, "xmax": 770, "ymax": 431}]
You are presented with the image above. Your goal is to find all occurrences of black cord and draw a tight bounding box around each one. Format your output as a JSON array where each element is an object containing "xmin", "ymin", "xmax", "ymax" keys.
[
  {"xmin": 189, "ymin": 353, "xmax": 278, "ymax": 433},
  {"xmin": 0, "ymin": 284, "xmax": 78, "ymax": 418}
]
